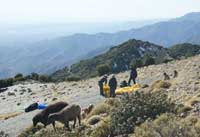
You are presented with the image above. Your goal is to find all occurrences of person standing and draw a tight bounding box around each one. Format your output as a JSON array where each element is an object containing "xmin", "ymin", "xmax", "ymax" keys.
[
  {"xmin": 98, "ymin": 75, "xmax": 108, "ymax": 96},
  {"xmin": 128, "ymin": 67, "xmax": 137, "ymax": 85},
  {"xmin": 109, "ymin": 75, "xmax": 117, "ymax": 97}
]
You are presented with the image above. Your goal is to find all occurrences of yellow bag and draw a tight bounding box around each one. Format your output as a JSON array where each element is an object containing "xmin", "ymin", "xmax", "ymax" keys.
[
  {"xmin": 115, "ymin": 84, "xmax": 141, "ymax": 95},
  {"xmin": 103, "ymin": 84, "xmax": 110, "ymax": 97}
]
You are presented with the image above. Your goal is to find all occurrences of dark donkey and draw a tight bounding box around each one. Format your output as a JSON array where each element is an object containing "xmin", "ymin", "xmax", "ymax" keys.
[{"xmin": 32, "ymin": 101, "xmax": 68, "ymax": 127}]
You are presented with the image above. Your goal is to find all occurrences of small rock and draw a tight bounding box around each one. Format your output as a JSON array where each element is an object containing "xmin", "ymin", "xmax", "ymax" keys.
[
  {"xmin": 27, "ymin": 88, "xmax": 32, "ymax": 93},
  {"xmin": 0, "ymin": 131, "xmax": 9, "ymax": 137},
  {"xmin": 71, "ymin": 83, "xmax": 77, "ymax": 86},
  {"xmin": 17, "ymin": 103, "xmax": 21, "ymax": 106},
  {"xmin": 20, "ymin": 89, "xmax": 26, "ymax": 92},
  {"xmin": 142, "ymin": 84, "xmax": 149, "ymax": 88},
  {"xmin": 30, "ymin": 92, "xmax": 36, "ymax": 95},
  {"xmin": 52, "ymin": 97, "xmax": 57, "ymax": 101},
  {"xmin": 100, "ymin": 113, "xmax": 108, "ymax": 117},
  {"xmin": 7, "ymin": 92, "xmax": 15, "ymax": 96}
]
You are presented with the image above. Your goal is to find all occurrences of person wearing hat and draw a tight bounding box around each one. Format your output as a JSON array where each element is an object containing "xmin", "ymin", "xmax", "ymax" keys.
[
  {"xmin": 98, "ymin": 75, "xmax": 108, "ymax": 96},
  {"xmin": 109, "ymin": 75, "xmax": 117, "ymax": 97}
]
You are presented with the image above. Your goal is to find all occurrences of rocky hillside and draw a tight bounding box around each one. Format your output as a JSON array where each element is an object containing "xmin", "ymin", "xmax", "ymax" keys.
[
  {"xmin": 51, "ymin": 39, "xmax": 200, "ymax": 81},
  {"xmin": 0, "ymin": 55, "xmax": 200, "ymax": 137}
]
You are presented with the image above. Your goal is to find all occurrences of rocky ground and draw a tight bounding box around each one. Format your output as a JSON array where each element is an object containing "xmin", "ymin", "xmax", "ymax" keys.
[{"xmin": 0, "ymin": 55, "xmax": 200, "ymax": 137}]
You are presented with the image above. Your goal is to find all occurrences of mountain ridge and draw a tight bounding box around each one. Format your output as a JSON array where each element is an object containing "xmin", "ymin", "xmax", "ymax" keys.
[{"xmin": 1, "ymin": 12, "xmax": 200, "ymax": 78}]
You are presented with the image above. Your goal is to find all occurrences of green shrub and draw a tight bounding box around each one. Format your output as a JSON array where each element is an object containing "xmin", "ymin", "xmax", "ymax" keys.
[
  {"xmin": 0, "ymin": 78, "xmax": 13, "ymax": 88},
  {"xmin": 14, "ymin": 77, "xmax": 26, "ymax": 82},
  {"xmin": 14, "ymin": 73, "xmax": 23, "ymax": 79},
  {"xmin": 66, "ymin": 75, "xmax": 81, "ymax": 81},
  {"xmin": 39, "ymin": 75, "xmax": 52, "ymax": 82},
  {"xmin": 111, "ymin": 91, "xmax": 175, "ymax": 135},
  {"xmin": 133, "ymin": 114, "xmax": 200, "ymax": 137},
  {"xmin": 130, "ymin": 59, "xmax": 143, "ymax": 68},
  {"xmin": 97, "ymin": 64, "xmax": 110, "ymax": 76},
  {"xmin": 31, "ymin": 73, "xmax": 39, "ymax": 81},
  {"xmin": 142, "ymin": 54, "xmax": 155, "ymax": 66}
]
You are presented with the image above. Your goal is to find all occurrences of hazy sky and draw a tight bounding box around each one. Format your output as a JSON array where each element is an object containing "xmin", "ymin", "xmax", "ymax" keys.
[{"xmin": 0, "ymin": 0, "xmax": 200, "ymax": 24}]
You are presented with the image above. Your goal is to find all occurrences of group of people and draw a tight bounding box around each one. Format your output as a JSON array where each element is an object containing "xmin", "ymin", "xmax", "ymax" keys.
[{"xmin": 98, "ymin": 67, "xmax": 138, "ymax": 97}]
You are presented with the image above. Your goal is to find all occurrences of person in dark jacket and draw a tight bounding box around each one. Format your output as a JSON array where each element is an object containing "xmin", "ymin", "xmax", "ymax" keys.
[
  {"xmin": 173, "ymin": 70, "xmax": 178, "ymax": 78},
  {"xmin": 164, "ymin": 72, "xmax": 170, "ymax": 80},
  {"xmin": 109, "ymin": 75, "xmax": 117, "ymax": 97},
  {"xmin": 128, "ymin": 67, "xmax": 137, "ymax": 85},
  {"xmin": 98, "ymin": 75, "xmax": 108, "ymax": 96}
]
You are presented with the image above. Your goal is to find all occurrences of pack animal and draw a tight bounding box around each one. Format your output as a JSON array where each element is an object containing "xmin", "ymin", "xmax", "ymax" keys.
[
  {"xmin": 48, "ymin": 104, "xmax": 81, "ymax": 131},
  {"xmin": 32, "ymin": 101, "xmax": 68, "ymax": 127}
]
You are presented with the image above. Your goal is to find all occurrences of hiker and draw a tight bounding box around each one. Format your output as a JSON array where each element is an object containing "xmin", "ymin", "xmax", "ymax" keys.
[
  {"xmin": 108, "ymin": 75, "xmax": 117, "ymax": 97},
  {"xmin": 128, "ymin": 67, "xmax": 137, "ymax": 85},
  {"xmin": 163, "ymin": 72, "xmax": 170, "ymax": 80},
  {"xmin": 25, "ymin": 101, "xmax": 48, "ymax": 112},
  {"xmin": 98, "ymin": 75, "xmax": 108, "ymax": 96},
  {"xmin": 173, "ymin": 70, "xmax": 178, "ymax": 78},
  {"xmin": 120, "ymin": 80, "xmax": 128, "ymax": 88}
]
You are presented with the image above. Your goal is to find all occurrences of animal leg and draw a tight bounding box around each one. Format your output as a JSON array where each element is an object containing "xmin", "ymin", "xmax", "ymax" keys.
[
  {"xmin": 52, "ymin": 121, "xmax": 56, "ymax": 131},
  {"xmin": 65, "ymin": 121, "xmax": 71, "ymax": 131},
  {"xmin": 73, "ymin": 118, "xmax": 77, "ymax": 128},
  {"xmin": 78, "ymin": 114, "xmax": 81, "ymax": 126}
]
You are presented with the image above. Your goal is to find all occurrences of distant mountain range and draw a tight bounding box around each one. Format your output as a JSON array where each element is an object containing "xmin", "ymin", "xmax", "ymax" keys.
[{"xmin": 1, "ymin": 12, "xmax": 200, "ymax": 78}]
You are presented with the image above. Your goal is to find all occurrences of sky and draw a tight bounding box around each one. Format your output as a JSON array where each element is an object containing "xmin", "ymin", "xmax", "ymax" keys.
[{"xmin": 0, "ymin": 0, "xmax": 200, "ymax": 24}]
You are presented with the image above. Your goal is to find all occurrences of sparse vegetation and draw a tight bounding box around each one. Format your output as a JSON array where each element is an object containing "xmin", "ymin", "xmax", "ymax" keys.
[
  {"xmin": 151, "ymin": 80, "xmax": 171, "ymax": 90},
  {"xmin": 133, "ymin": 114, "xmax": 200, "ymax": 137},
  {"xmin": 66, "ymin": 75, "xmax": 81, "ymax": 82},
  {"xmin": 88, "ymin": 102, "xmax": 111, "ymax": 117},
  {"xmin": 0, "ymin": 73, "xmax": 52, "ymax": 89},
  {"xmin": 97, "ymin": 64, "xmax": 111, "ymax": 76},
  {"xmin": 169, "ymin": 43, "xmax": 200, "ymax": 59},
  {"xmin": 110, "ymin": 91, "xmax": 175, "ymax": 135},
  {"xmin": 142, "ymin": 54, "xmax": 156, "ymax": 66}
]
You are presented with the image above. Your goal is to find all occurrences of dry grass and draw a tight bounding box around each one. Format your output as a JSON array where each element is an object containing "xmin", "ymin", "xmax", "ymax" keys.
[
  {"xmin": 176, "ymin": 105, "xmax": 193, "ymax": 114},
  {"xmin": 185, "ymin": 96, "xmax": 200, "ymax": 107},
  {"xmin": 133, "ymin": 114, "xmax": 200, "ymax": 137},
  {"xmin": 0, "ymin": 112, "xmax": 23, "ymax": 120},
  {"xmin": 90, "ymin": 116, "xmax": 111, "ymax": 137},
  {"xmin": 18, "ymin": 125, "xmax": 43, "ymax": 137},
  {"xmin": 88, "ymin": 103, "xmax": 111, "ymax": 118},
  {"xmin": 86, "ymin": 115, "xmax": 102, "ymax": 125},
  {"xmin": 151, "ymin": 80, "xmax": 171, "ymax": 90}
]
